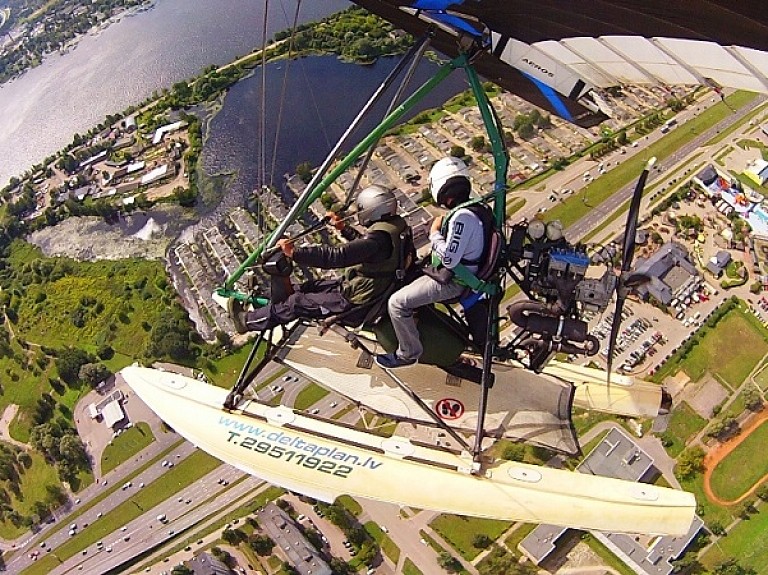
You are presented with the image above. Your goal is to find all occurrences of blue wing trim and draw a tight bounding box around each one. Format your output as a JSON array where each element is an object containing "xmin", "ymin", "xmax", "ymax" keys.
[{"xmin": 521, "ymin": 71, "xmax": 573, "ymax": 123}]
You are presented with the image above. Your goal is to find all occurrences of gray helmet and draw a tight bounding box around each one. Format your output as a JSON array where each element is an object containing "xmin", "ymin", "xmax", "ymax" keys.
[{"xmin": 356, "ymin": 185, "xmax": 398, "ymax": 226}]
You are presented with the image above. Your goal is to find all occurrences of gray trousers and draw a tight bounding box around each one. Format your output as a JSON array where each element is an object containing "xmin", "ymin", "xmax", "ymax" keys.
[{"xmin": 387, "ymin": 275, "xmax": 465, "ymax": 361}]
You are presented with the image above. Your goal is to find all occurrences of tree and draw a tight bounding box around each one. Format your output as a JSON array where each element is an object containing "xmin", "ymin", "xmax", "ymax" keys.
[
  {"xmin": 296, "ymin": 162, "xmax": 313, "ymax": 183},
  {"xmin": 248, "ymin": 533, "xmax": 275, "ymax": 556},
  {"xmin": 171, "ymin": 566, "xmax": 194, "ymax": 575},
  {"xmin": 472, "ymin": 533, "xmax": 493, "ymax": 548},
  {"xmin": 449, "ymin": 145, "xmax": 465, "ymax": 158},
  {"xmin": 517, "ymin": 121, "xmax": 535, "ymax": 140},
  {"xmin": 329, "ymin": 557, "xmax": 355, "ymax": 575},
  {"xmin": 437, "ymin": 551, "xmax": 462, "ymax": 573},
  {"xmin": 173, "ymin": 186, "xmax": 196, "ymax": 207},
  {"xmin": 713, "ymin": 558, "xmax": 756, "ymax": 575},
  {"xmin": 469, "ymin": 135, "xmax": 486, "ymax": 151},
  {"xmin": 59, "ymin": 434, "xmax": 88, "ymax": 467},
  {"xmin": 742, "ymin": 387, "xmax": 763, "ymax": 411},
  {"xmin": 671, "ymin": 553, "xmax": 705, "ymax": 574},
  {"xmin": 502, "ymin": 443, "xmax": 525, "ymax": 462},
  {"xmin": 736, "ymin": 499, "xmax": 756, "ymax": 519},
  {"xmin": 221, "ymin": 527, "xmax": 245, "ymax": 545},
  {"xmin": 55, "ymin": 347, "xmax": 92, "ymax": 384},
  {"xmin": 78, "ymin": 362, "xmax": 112, "ymax": 387},
  {"xmin": 707, "ymin": 520, "xmax": 726, "ymax": 536},
  {"xmin": 675, "ymin": 446, "xmax": 705, "ymax": 480}
]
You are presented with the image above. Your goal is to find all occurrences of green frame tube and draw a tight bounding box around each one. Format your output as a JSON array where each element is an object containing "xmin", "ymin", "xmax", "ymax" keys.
[{"xmin": 219, "ymin": 50, "xmax": 509, "ymax": 303}]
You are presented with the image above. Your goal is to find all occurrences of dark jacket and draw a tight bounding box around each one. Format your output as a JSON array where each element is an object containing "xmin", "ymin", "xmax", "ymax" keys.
[{"xmin": 293, "ymin": 215, "xmax": 409, "ymax": 305}]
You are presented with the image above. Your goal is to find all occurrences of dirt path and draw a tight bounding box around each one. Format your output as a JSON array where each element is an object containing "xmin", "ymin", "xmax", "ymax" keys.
[
  {"xmin": 0, "ymin": 404, "xmax": 29, "ymax": 450},
  {"xmin": 702, "ymin": 408, "xmax": 768, "ymax": 505}
]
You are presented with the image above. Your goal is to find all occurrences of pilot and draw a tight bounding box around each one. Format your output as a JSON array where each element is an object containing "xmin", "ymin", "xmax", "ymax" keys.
[
  {"xmin": 376, "ymin": 156, "xmax": 487, "ymax": 369},
  {"xmin": 228, "ymin": 185, "xmax": 412, "ymax": 333}
]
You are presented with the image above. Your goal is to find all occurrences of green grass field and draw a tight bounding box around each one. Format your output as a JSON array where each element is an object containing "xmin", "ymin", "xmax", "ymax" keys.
[
  {"xmin": 430, "ymin": 514, "xmax": 512, "ymax": 561},
  {"xmin": 708, "ymin": 419, "xmax": 768, "ymax": 502},
  {"xmin": 293, "ymin": 383, "xmax": 330, "ymax": 410},
  {"xmin": 679, "ymin": 475, "xmax": 735, "ymax": 529},
  {"xmin": 365, "ymin": 521, "xmax": 400, "ymax": 564},
  {"xmin": 663, "ymin": 401, "xmax": 707, "ymax": 458},
  {"xmin": 653, "ymin": 306, "xmax": 768, "ymax": 386},
  {"xmin": 0, "ymin": 452, "xmax": 62, "ymax": 539},
  {"xmin": 684, "ymin": 311, "xmax": 768, "ymax": 384},
  {"xmin": 403, "ymin": 558, "xmax": 424, "ymax": 575},
  {"xmin": 700, "ymin": 500, "xmax": 768, "ymax": 572},
  {"xmin": 100, "ymin": 422, "xmax": 156, "ymax": 475},
  {"xmin": 503, "ymin": 522, "xmax": 536, "ymax": 553},
  {"xmin": 755, "ymin": 364, "xmax": 768, "ymax": 392}
]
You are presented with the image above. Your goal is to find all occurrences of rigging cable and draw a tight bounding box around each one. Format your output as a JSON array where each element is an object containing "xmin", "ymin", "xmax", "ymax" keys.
[
  {"xmin": 257, "ymin": 0, "xmax": 271, "ymax": 231},
  {"xmin": 269, "ymin": 0, "xmax": 303, "ymax": 191}
]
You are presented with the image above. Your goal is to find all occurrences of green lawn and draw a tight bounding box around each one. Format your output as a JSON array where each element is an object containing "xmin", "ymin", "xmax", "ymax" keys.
[
  {"xmin": 655, "ymin": 307, "xmax": 768, "ymax": 386},
  {"xmin": 0, "ymin": 452, "xmax": 62, "ymax": 539},
  {"xmin": 204, "ymin": 342, "xmax": 270, "ymax": 388},
  {"xmin": 337, "ymin": 494, "xmax": 362, "ymax": 516},
  {"xmin": 754, "ymin": 364, "xmax": 768, "ymax": 392},
  {"xmin": 365, "ymin": 521, "xmax": 400, "ymax": 564},
  {"xmin": 700, "ymin": 500, "xmax": 768, "ymax": 572},
  {"xmin": 679, "ymin": 475, "xmax": 734, "ymax": 529},
  {"xmin": 100, "ymin": 422, "xmax": 156, "ymax": 474},
  {"xmin": 570, "ymin": 408, "xmax": 616, "ymax": 437},
  {"xmin": 403, "ymin": 558, "xmax": 424, "ymax": 575},
  {"xmin": 430, "ymin": 514, "xmax": 511, "ymax": 561},
  {"xmin": 704, "ymin": 97, "xmax": 768, "ymax": 147},
  {"xmin": 293, "ymin": 383, "xmax": 330, "ymax": 410},
  {"xmin": 687, "ymin": 311, "xmax": 768, "ymax": 384},
  {"xmin": 708, "ymin": 419, "xmax": 768, "ymax": 502},
  {"xmin": 662, "ymin": 401, "xmax": 707, "ymax": 458},
  {"xmin": 503, "ymin": 522, "xmax": 536, "ymax": 553}
]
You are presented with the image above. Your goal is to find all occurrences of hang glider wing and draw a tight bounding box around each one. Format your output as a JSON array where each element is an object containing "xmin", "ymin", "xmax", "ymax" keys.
[
  {"xmin": 352, "ymin": 1, "xmax": 768, "ymax": 126},
  {"xmin": 122, "ymin": 365, "xmax": 695, "ymax": 536}
]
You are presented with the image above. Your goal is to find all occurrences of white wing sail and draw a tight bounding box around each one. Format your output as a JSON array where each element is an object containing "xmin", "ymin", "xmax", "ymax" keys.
[{"xmin": 122, "ymin": 365, "xmax": 695, "ymax": 536}]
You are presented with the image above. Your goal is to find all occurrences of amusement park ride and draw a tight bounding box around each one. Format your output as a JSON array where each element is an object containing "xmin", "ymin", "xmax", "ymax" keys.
[{"xmin": 123, "ymin": 1, "xmax": 768, "ymax": 536}]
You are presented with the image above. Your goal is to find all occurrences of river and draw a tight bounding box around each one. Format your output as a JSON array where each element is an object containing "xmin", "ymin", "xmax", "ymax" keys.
[
  {"xmin": 196, "ymin": 55, "xmax": 469, "ymax": 232},
  {"xmin": 0, "ymin": 0, "xmax": 350, "ymax": 187}
]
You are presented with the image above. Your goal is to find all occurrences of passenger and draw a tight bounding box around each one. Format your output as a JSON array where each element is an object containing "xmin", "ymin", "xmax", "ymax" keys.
[
  {"xmin": 228, "ymin": 185, "xmax": 412, "ymax": 333},
  {"xmin": 375, "ymin": 157, "xmax": 487, "ymax": 369}
]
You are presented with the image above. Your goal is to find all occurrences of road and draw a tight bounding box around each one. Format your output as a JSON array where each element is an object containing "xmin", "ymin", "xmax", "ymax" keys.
[{"xmin": 567, "ymin": 94, "xmax": 767, "ymax": 242}]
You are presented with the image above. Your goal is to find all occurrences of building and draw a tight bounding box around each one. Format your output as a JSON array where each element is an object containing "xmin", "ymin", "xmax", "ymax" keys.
[
  {"xmin": 140, "ymin": 163, "xmax": 176, "ymax": 186},
  {"xmin": 744, "ymin": 158, "xmax": 768, "ymax": 186},
  {"xmin": 706, "ymin": 250, "xmax": 731, "ymax": 277},
  {"xmin": 634, "ymin": 242, "xmax": 701, "ymax": 306},
  {"xmin": 152, "ymin": 120, "xmax": 187, "ymax": 145},
  {"xmin": 185, "ymin": 551, "xmax": 234, "ymax": 574},
  {"xmin": 256, "ymin": 503, "xmax": 332, "ymax": 575},
  {"xmin": 90, "ymin": 390, "xmax": 126, "ymax": 429},
  {"xmin": 520, "ymin": 427, "xmax": 702, "ymax": 575}
]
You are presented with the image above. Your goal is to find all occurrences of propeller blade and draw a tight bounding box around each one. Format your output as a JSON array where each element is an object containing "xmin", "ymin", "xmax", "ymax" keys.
[
  {"xmin": 607, "ymin": 157, "xmax": 656, "ymax": 383},
  {"xmin": 620, "ymin": 157, "xmax": 656, "ymax": 273}
]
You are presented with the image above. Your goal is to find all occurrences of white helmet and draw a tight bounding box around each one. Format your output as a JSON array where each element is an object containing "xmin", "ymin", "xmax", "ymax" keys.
[
  {"xmin": 429, "ymin": 157, "xmax": 471, "ymax": 207},
  {"xmin": 356, "ymin": 185, "xmax": 398, "ymax": 226}
]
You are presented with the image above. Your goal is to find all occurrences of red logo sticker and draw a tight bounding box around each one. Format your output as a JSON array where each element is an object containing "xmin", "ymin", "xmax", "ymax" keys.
[{"xmin": 435, "ymin": 398, "xmax": 464, "ymax": 420}]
